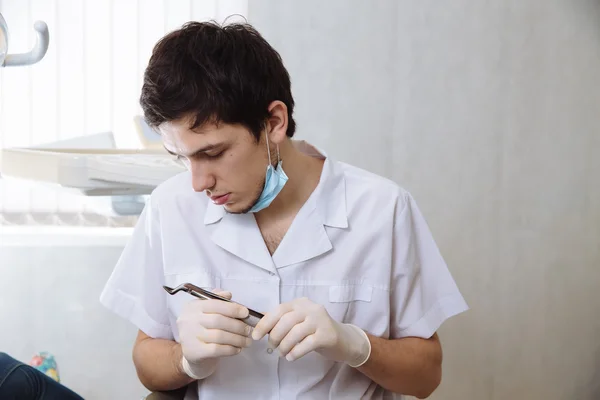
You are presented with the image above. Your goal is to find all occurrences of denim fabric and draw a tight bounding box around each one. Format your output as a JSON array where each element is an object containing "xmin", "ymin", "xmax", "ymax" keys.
[{"xmin": 0, "ymin": 352, "xmax": 84, "ymax": 400}]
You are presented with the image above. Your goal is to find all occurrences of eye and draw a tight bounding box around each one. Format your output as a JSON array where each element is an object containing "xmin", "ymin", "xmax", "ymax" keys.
[{"xmin": 205, "ymin": 150, "xmax": 224, "ymax": 159}]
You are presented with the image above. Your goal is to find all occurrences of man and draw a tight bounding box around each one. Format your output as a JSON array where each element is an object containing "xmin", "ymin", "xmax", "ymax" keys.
[{"xmin": 100, "ymin": 21, "xmax": 468, "ymax": 400}]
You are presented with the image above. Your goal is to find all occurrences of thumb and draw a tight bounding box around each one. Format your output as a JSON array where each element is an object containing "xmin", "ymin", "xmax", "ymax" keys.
[{"xmin": 212, "ymin": 288, "xmax": 233, "ymax": 300}]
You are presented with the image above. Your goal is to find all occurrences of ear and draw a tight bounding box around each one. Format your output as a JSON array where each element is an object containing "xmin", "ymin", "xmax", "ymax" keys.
[{"xmin": 266, "ymin": 101, "xmax": 288, "ymax": 145}]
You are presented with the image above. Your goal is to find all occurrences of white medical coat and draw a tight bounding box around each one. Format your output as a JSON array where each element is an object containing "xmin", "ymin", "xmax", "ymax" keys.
[{"xmin": 100, "ymin": 141, "xmax": 468, "ymax": 400}]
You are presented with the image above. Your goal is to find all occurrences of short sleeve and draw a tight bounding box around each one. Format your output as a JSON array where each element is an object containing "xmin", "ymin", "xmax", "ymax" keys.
[
  {"xmin": 99, "ymin": 196, "xmax": 173, "ymax": 340},
  {"xmin": 390, "ymin": 192, "xmax": 468, "ymax": 339}
]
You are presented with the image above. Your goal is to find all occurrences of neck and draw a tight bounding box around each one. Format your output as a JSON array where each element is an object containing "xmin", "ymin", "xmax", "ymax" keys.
[{"xmin": 256, "ymin": 139, "xmax": 324, "ymax": 220}]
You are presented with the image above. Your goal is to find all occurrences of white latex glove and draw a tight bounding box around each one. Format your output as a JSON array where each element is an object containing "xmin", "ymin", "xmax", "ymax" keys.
[
  {"xmin": 177, "ymin": 289, "xmax": 253, "ymax": 380},
  {"xmin": 251, "ymin": 297, "xmax": 371, "ymax": 367}
]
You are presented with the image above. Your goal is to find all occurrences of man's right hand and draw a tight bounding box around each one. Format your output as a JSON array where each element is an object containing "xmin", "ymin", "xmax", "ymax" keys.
[{"xmin": 176, "ymin": 290, "xmax": 253, "ymax": 380}]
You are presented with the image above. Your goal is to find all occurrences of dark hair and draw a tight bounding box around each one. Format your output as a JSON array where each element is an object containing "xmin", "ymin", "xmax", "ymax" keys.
[{"xmin": 140, "ymin": 21, "xmax": 296, "ymax": 140}]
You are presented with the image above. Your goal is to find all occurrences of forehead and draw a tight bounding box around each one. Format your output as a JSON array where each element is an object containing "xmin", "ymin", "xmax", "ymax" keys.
[
  {"xmin": 159, "ymin": 116, "xmax": 217, "ymax": 140},
  {"xmin": 159, "ymin": 117, "xmax": 250, "ymax": 152}
]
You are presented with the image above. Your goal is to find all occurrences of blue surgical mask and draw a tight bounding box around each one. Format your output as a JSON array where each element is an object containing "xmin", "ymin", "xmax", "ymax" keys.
[{"xmin": 247, "ymin": 134, "xmax": 288, "ymax": 213}]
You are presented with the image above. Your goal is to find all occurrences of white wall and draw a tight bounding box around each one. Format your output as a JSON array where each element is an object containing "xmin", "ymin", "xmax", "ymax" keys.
[
  {"xmin": 0, "ymin": 241, "xmax": 146, "ymax": 399},
  {"xmin": 249, "ymin": 1, "xmax": 600, "ymax": 399}
]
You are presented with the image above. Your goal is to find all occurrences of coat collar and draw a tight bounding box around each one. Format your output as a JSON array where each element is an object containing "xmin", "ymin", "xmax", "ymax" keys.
[{"xmin": 203, "ymin": 140, "xmax": 348, "ymax": 272}]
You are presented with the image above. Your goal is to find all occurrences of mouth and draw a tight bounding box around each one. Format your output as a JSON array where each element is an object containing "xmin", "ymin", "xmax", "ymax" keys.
[{"xmin": 209, "ymin": 193, "xmax": 231, "ymax": 205}]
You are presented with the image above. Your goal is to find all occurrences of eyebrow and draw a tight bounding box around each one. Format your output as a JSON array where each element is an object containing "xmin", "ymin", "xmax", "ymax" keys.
[{"xmin": 163, "ymin": 144, "xmax": 221, "ymax": 157}]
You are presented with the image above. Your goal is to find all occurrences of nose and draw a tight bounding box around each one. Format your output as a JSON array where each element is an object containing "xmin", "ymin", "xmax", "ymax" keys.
[{"xmin": 190, "ymin": 162, "xmax": 215, "ymax": 192}]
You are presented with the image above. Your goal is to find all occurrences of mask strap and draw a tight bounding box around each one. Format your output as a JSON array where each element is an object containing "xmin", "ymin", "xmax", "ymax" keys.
[{"xmin": 265, "ymin": 132, "xmax": 281, "ymax": 165}]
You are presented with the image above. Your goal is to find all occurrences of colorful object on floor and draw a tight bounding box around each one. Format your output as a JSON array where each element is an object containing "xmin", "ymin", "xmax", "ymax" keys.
[{"xmin": 29, "ymin": 351, "xmax": 60, "ymax": 382}]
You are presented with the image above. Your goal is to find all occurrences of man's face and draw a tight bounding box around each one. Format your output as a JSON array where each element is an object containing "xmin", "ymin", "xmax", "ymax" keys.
[{"xmin": 159, "ymin": 116, "xmax": 269, "ymax": 214}]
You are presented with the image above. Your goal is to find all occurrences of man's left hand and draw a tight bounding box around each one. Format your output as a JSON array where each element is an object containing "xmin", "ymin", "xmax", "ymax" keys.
[{"xmin": 251, "ymin": 297, "xmax": 371, "ymax": 367}]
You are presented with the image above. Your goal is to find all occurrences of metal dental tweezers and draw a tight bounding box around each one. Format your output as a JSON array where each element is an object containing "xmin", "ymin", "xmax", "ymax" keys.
[{"xmin": 163, "ymin": 283, "xmax": 264, "ymax": 327}]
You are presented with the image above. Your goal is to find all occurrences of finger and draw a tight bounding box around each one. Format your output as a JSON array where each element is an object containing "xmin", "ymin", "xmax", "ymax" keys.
[
  {"xmin": 267, "ymin": 311, "xmax": 306, "ymax": 349},
  {"xmin": 252, "ymin": 303, "xmax": 294, "ymax": 341},
  {"xmin": 181, "ymin": 339, "xmax": 240, "ymax": 360},
  {"xmin": 200, "ymin": 313, "xmax": 253, "ymax": 337},
  {"xmin": 200, "ymin": 329, "xmax": 253, "ymax": 348},
  {"xmin": 212, "ymin": 288, "xmax": 233, "ymax": 300},
  {"xmin": 201, "ymin": 342, "xmax": 244, "ymax": 358},
  {"xmin": 285, "ymin": 333, "xmax": 318, "ymax": 362},
  {"xmin": 196, "ymin": 299, "xmax": 249, "ymax": 320},
  {"xmin": 277, "ymin": 321, "xmax": 315, "ymax": 358}
]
